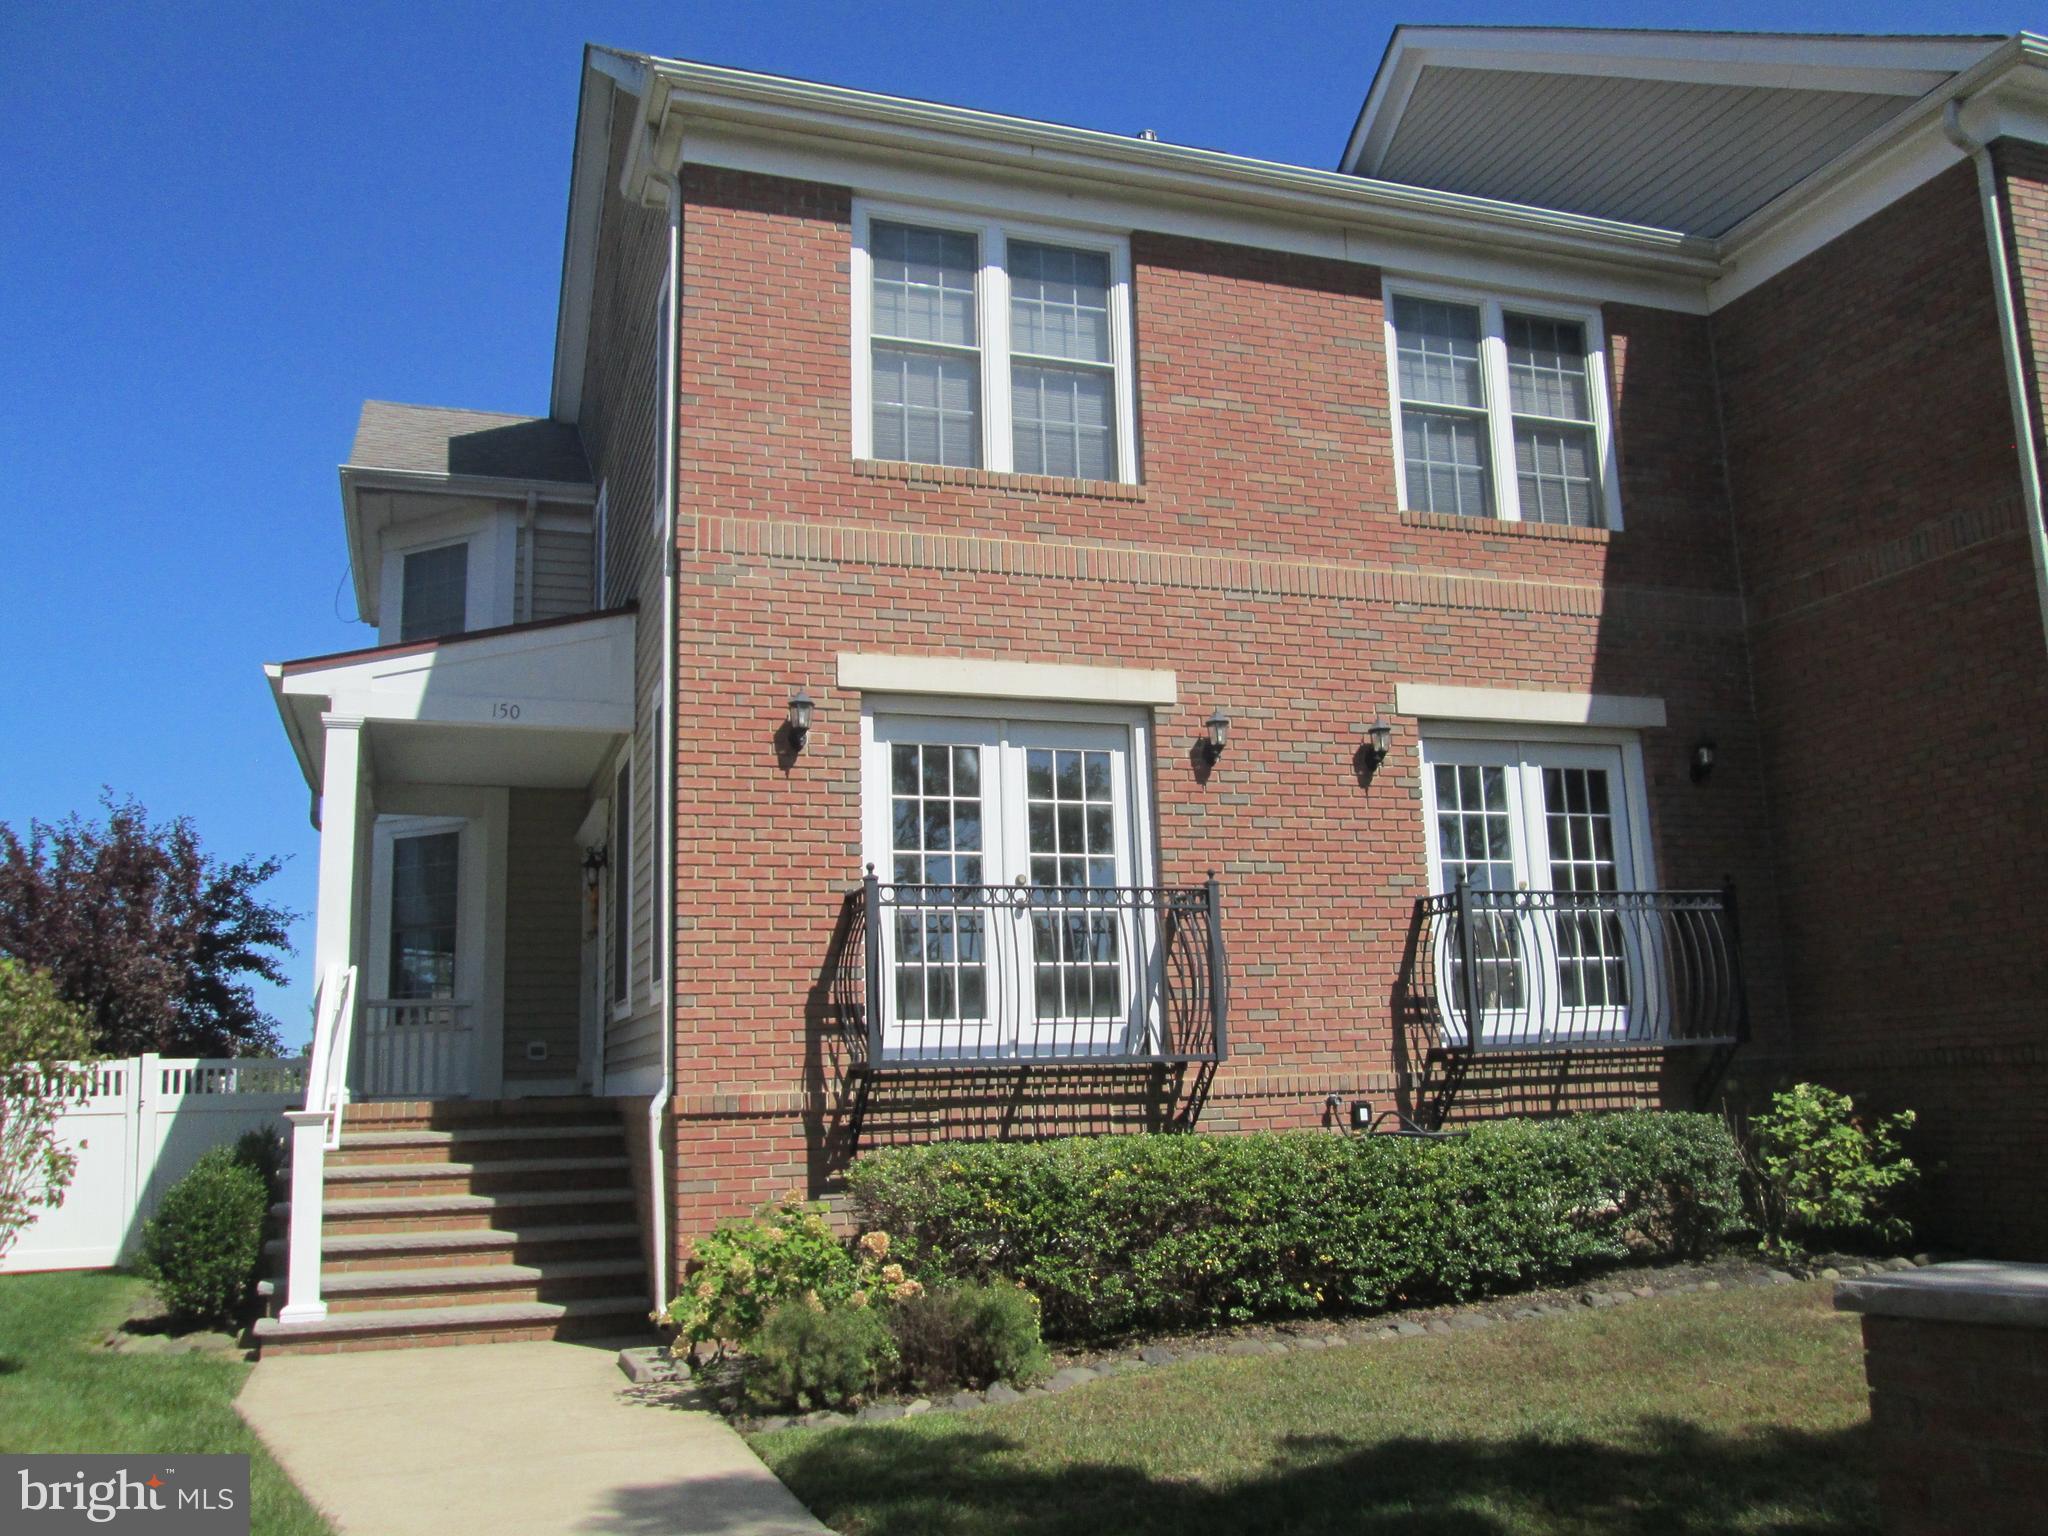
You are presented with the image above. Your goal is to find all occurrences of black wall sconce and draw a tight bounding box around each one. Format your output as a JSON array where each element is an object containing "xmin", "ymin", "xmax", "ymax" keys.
[
  {"xmin": 580, "ymin": 844, "xmax": 609, "ymax": 892},
  {"xmin": 1691, "ymin": 738, "xmax": 1717, "ymax": 784},
  {"xmin": 785, "ymin": 688, "xmax": 815, "ymax": 753},
  {"xmin": 1198, "ymin": 710, "xmax": 1230, "ymax": 768},
  {"xmin": 1360, "ymin": 716, "xmax": 1395, "ymax": 769}
]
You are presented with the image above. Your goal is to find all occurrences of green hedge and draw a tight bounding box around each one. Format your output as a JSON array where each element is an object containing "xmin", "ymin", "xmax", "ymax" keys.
[
  {"xmin": 136, "ymin": 1142, "xmax": 270, "ymax": 1326},
  {"xmin": 846, "ymin": 1113, "xmax": 1743, "ymax": 1339}
]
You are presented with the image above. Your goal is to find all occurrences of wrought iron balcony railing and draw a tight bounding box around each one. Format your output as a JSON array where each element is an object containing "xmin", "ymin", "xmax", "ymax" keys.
[
  {"xmin": 830, "ymin": 872, "xmax": 1227, "ymax": 1070},
  {"xmin": 1409, "ymin": 880, "xmax": 1748, "ymax": 1053}
]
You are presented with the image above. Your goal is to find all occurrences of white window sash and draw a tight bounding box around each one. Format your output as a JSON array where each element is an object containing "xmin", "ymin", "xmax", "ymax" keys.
[
  {"xmin": 851, "ymin": 200, "xmax": 1139, "ymax": 484},
  {"xmin": 1385, "ymin": 279, "xmax": 1624, "ymax": 531}
]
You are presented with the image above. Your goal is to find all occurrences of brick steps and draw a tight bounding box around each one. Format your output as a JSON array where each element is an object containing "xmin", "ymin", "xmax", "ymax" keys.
[{"xmin": 258, "ymin": 1098, "xmax": 651, "ymax": 1355}]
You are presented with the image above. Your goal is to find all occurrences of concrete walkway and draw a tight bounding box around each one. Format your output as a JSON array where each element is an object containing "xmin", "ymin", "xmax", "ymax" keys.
[{"xmin": 236, "ymin": 1340, "xmax": 834, "ymax": 1536}]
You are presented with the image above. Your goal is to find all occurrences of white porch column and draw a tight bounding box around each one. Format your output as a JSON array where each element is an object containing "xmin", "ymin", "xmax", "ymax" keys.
[
  {"xmin": 278, "ymin": 1109, "xmax": 330, "ymax": 1323},
  {"xmin": 313, "ymin": 714, "xmax": 369, "ymax": 984}
]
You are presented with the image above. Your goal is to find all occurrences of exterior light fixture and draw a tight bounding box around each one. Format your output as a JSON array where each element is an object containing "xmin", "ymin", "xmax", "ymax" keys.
[
  {"xmin": 785, "ymin": 689, "xmax": 815, "ymax": 752},
  {"xmin": 1363, "ymin": 717, "xmax": 1395, "ymax": 767},
  {"xmin": 1691, "ymin": 738, "xmax": 1717, "ymax": 784},
  {"xmin": 1200, "ymin": 710, "xmax": 1230, "ymax": 767},
  {"xmin": 580, "ymin": 845, "xmax": 608, "ymax": 893}
]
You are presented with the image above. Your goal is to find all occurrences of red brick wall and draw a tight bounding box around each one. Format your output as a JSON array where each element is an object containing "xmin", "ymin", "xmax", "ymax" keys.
[
  {"xmin": 1859, "ymin": 1312, "xmax": 2048, "ymax": 1533},
  {"xmin": 1712, "ymin": 161, "xmax": 2048, "ymax": 1257},
  {"xmin": 664, "ymin": 166, "xmax": 1777, "ymax": 1266}
]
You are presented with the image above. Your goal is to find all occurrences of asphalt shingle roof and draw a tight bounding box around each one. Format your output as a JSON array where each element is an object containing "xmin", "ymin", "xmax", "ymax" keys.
[{"xmin": 348, "ymin": 401, "xmax": 591, "ymax": 484}]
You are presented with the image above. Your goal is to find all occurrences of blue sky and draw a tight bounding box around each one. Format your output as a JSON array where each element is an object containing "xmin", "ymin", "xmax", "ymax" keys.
[{"xmin": 0, "ymin": 0, "xmax": 2023, "ymax": 1041}]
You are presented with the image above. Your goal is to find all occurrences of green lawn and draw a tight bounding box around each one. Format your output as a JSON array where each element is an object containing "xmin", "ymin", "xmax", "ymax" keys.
[
  {"xmin": 0, "ymin": 1271, "xmax": 331, "ymax": 1536},
  {"xmin": 757, "ymin": 1282, "xmax": 1875, "ymax": 1536}
]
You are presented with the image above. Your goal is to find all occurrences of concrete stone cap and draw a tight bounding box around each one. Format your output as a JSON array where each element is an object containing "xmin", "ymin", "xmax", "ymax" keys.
[{"xmin": 1834, "ymin": 1261, "xmax": 2048, "ymax": 1328}]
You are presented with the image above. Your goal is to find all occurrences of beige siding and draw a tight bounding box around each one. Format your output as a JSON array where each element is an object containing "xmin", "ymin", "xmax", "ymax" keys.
[
  {"xmin": 532, "ymin": 527, "xmax": 595, "ymax": 620},
  {"xmin": 578, "ymin": 89, "xmax": 671, "ymax": 1078},
  {"xmin": 502, "ymin": 789, "xmax": 585, "ymax": 1082}
]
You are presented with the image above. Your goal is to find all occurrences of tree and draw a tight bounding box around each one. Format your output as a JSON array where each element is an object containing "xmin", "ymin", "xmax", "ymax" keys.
[
  {"xmin": 0, "ymin": 794, "xmax": 298, "ymax": 1057},
  {"xmin": 0, "ymin": 958, "xmax": 96, "ymax": 1263}
]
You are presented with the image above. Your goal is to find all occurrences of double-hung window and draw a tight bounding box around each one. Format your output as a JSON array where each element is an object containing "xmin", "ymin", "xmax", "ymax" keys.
[
  {"xmin": 853, "ymin": 205, "xmax": 1138, "ymax": 483},
  {"xmin": 1386, "ymin": 284, "xmax": 1621, "ymax": 529}
]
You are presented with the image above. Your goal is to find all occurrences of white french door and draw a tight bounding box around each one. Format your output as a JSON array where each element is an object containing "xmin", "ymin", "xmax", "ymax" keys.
[
  {"xmin": 863, "ymin": 707, "xmax": 1153, "ymax": 1062},
  {"xmin": 1420, "ymin": 736, "xmax": 1649, "ymax": 1048}
]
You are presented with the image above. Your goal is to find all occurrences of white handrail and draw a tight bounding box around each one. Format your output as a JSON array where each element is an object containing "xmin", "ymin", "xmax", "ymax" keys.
[{"xmin": 280, "ymin": 961, "xmax": 356, "ymax": 1324}]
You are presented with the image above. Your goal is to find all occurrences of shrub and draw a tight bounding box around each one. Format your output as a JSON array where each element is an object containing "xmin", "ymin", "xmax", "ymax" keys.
[
  {"xmin": 666, "ymin": 1191, "xmax": 856, "ymax": 1350},
  {"xmin": 885, "ymin": 1281, "xmax": 1049, "ymax": 1393},
  {"xmin": 233, "ymin": 1125, "xmax": 288, "ymax": 1205},
  {"xmin": 1742, "ymin": 1083, "xmax": 1917, "ymax": 1257},
  {"xmin": 0, "ymin": 959, "xmax": 96, "ymax": 1264},
  {"xmin": 136, "ymin": 1144, "xmax": 268, "ymax": 1325},
  {"xmin": 847, "ymin": 1112, "xmax": 1744, "ymax": 1339},
  {"xmin": 746, "ymin": 1298, "xmax": 895, "ymax": 1411}
]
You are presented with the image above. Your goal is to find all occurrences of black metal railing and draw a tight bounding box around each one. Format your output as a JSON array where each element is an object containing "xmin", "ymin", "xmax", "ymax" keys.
[
  {"xmin": 1408, "ymin": 880, "xmax": 1747, "ymax": 1052},
  {"xmin": 830, "ymin": 871, "xmax": 1227, "ymax": 1069}
]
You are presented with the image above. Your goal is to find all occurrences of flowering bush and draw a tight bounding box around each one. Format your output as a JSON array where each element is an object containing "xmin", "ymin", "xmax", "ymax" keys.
[{"xmin": 665, "ymin": 1192, "xmax": 855, "ymax": 1350}]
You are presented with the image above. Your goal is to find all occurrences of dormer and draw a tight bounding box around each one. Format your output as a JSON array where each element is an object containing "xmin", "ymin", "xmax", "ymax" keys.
[{"xmin": 340, "ymin": 402, "xmax": 599, "ymax": 645}]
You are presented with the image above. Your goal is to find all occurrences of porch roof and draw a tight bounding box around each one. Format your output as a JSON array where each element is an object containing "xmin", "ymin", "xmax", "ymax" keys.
[{"xmin": 265, "ymin": 607, "xmax": 636, "ymax": 807}]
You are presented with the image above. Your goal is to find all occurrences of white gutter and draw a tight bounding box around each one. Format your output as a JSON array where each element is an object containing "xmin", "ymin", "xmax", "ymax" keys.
[
  {"xmin": 619, "ymin": 50, "xmax": 1719, "ymax": 278},
  {"xmin": 1944, "ymin": 98, "xmax": 2048, "ymax": 651}
]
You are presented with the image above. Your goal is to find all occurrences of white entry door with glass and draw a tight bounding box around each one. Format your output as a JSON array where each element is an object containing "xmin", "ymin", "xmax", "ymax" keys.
[
  {"xmin": 1420, "ymin": 735, "xmax": 1651, "ymax": 1048},
  {"xmin": 362, "ymin": 817, "xmax": 479, "ymax": 1097},
  {"xmin": 862, "ymin": 707, "xmax": 1160, "ymax": 1062}
]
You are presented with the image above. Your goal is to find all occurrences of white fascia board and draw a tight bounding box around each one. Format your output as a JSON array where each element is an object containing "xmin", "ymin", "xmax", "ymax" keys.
[
  {"xmin": 551, "ymin": 53, "xmax": 639, "ymax": 424},
  {"xmin": 839, "ymin": 654, "xmax": 1177, "ymax": 708},
  {"xmin": 636, "ymin": 56, "xmax": 1719, "ymax": 283},
  {"xmin": 679, "ymin": 123, "xmax": 1714, "ymax": 314},
  {"xmin": 1395, "ymin": 683, "xmax": 1667, "ymax": 731}
]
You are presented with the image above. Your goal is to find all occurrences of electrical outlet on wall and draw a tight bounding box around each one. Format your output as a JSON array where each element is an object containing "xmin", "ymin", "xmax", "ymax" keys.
[{"xmin": 526, "ymin": 1041, "xmax": 548, "ymax": 1063}]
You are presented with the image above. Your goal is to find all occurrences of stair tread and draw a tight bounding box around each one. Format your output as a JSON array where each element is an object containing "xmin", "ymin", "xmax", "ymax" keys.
[
  {"xmin": 273, "ymin": 1188, "xmax": 634, "ymax": 1220},
  {"xmin": 322, "ymin": 1261, "xmax": 644, "ymax": 1294},
  {"xmin": 325, "ymin": 1156, "xmax": 628, "ymax": 1182},
  {"xmin": 263, "ymin": 1221, "xmax": 641, "ymax": 1258},
  {"xmin": 253, "ymin": 1293, "xmax": 650, "ymax": 1339},
  {"xmin": 339, "ymin": 1125, "xmax": 620, "ymax": 1148}
]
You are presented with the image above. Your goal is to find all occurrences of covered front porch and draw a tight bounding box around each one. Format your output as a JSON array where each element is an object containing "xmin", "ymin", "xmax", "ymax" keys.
[{"xmin": 267, "ymin": 609, "xmax": 636, "ymax": 1102}]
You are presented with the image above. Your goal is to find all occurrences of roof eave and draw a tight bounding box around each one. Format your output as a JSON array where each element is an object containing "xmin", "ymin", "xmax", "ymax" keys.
[{"xmin": 627, "ymin": 53, "xmax": 1718, "ymax": 278}]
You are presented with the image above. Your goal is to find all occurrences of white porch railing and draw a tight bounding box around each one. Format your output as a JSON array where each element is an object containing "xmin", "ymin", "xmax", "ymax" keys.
[
  {"xmin": 357, "ymin": 999, "xmax": 475, "ymax": 1099},
  {"xmin": 279, "ymin": 963, "xmax": 357, "ymax": 1323}
]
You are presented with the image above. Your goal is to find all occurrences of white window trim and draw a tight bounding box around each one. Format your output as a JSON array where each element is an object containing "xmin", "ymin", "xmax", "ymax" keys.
[
  {"xmin": 850, "ymin": 199, "xmax": 1141, "ymax": 484},
  {"xmin": 643, "ymin": 685, "xmax": 663, "ymax": 1004},
  {"xmin": 1395, "ymin": 683, "xmax": 1665, "ymax": 730},
  {"xmin": 857, "ymin": 694, "xmax": 1161, "ymax": 890},
  {"xmin": 608, "ymin": 746, "xmax": 634, "ymax": 1024},
  {"xmin": 1383, "ymin": 276, "xmax": 1624, "ymax": 531},
  {"xmin": 1415, "ymin": 720, "xmax": 1660, "ymax": 893},
  {"xmin": 378, "ymin": 509, "xmax": 518, "ymax": 646}
]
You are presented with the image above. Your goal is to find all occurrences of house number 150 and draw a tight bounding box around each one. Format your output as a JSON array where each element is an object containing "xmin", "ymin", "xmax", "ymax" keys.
[{"xmin": 492, "ymin": 702, "xmax": 522, "ymax": 720}]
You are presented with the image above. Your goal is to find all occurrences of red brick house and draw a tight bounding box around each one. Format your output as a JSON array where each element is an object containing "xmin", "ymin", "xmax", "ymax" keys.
[{"xmin": 258, "ymin": 26, "xmax": 2048, "ymax": 1350}]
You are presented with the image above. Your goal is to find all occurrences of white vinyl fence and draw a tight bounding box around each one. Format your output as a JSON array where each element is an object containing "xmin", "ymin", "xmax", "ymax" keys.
[{"xmin": 2, "ymin": 1054, "xmax": 308, "ymax": 1274}]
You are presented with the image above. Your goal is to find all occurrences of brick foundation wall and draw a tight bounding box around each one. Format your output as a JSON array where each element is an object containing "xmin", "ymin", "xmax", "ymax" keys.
[
  {"xmin": 661, "ymin": 165, "xmax": 1779, "ymax": 1268},
  {"xmin": 1858, "ymin": 1312, "xmax": 2048, "ymax": 1533},
  {"xmin": 1713, "ymin": 161, "xmax": 2048, "ymax": 1258}
]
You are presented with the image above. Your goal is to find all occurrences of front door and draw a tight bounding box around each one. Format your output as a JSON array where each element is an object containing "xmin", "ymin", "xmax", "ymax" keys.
[
  {"xmin": 363, "ymin": 817, "xmax": 479, "ymax": 1096},
  {"xmin": 865, "ymin": 708, "xmax": 1154, "ymax": 1063},
  {"xmin": 1421, "ymin": 737, "xmax": 1645, "ymax": 1048}
]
